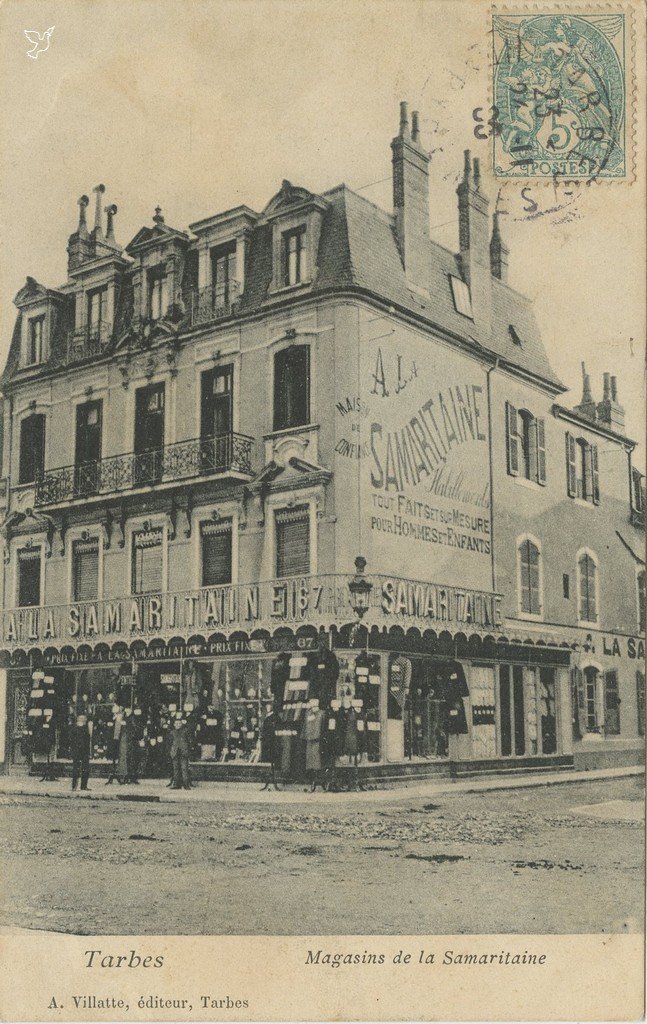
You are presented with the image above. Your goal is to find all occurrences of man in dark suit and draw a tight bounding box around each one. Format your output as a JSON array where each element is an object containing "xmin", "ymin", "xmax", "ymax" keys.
[
  {"xmin": 169, "ymin": 717, "xmax": 192, "ymax": 790},
  {"xmin": 71, "ymin": 714, "xmax": 91, "ymax": 791}
]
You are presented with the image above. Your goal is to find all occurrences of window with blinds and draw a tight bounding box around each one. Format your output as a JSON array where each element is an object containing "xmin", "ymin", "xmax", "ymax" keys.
[
  {"xmin": 17, "ymin": 548, "xmax": 41, "ymax": 607},
  {"xmin": 201, "ymin": 520, "xmax": 233, "ymax": 587},
  {"xmin": 131, "ymin": 528, "xmax": 163, "ymax": 595},
  {"xmin": 72, "ymin": 539, "xmax": 99, "ymax": 603},
  {"xmin": 275, "ymin": 506, "xmax": 310, "ymax": 578}
]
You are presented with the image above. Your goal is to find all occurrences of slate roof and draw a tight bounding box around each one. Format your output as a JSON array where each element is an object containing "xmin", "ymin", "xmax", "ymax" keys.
[{"xmin": 1, "ymin": 182, "xmax": 564, "ymax": 393}]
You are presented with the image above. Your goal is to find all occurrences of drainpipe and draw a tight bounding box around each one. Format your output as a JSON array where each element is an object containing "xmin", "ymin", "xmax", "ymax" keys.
[{"xmin": 485, "ymin": 358, "xmax": 499, "ymax": 595}]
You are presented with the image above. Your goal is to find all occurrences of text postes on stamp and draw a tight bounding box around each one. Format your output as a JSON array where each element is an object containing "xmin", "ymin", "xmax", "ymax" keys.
[{"xmin": 492, "ymin": 13, "xmax": 626, "ymax": 180}]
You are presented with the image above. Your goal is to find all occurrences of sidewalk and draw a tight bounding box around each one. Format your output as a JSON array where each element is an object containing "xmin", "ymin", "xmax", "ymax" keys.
[{"xmin": 0, "ymin": 764, "xmax": 642, "ymax": 805}]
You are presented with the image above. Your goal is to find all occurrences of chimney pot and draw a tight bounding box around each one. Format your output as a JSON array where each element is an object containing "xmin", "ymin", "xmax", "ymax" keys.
[
  {"xmin": 92, "ymin": 184, "xmax": 106, "ymax": 235},
  {"xmin": 463, "ymin": 149, "xmax": 471, "ymax": 180},
  {"xmin": 399, "ymin": 101, "xmax": 410, "ymax": 138},
  {"xmin": 411, "ymin": 110, "xmax": 420, "ymax": 143},
  {"xmin": 610, "ymin": 375, "xmax": 618, "ymax": 402},
  {"xmin": 105, "ymin": 203, "xmax": 118, "ymax": 243},
  {"xmin": 473, "ymin": 157, "xmax": 481, "ymax": 189},
  {"xmin": 603, "ymin": 372, "xmax": 611, "ymax": 399}
]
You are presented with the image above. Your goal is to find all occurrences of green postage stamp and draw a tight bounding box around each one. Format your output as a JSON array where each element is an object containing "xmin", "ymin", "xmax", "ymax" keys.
[{"xmin": 492, "ymin": 12, "xmax": 627, "ymax": 178}]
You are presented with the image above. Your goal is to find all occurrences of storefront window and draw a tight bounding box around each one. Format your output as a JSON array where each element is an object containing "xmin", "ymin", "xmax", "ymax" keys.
[{"xmin": 386, "ymin": 655, "xmax": 460, "ymax": 762}]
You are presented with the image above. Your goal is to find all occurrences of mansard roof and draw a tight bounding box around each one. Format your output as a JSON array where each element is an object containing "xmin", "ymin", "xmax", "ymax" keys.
[{"xmin": 2, "ymin": 180, "xmax": 564, "ymax": 394}]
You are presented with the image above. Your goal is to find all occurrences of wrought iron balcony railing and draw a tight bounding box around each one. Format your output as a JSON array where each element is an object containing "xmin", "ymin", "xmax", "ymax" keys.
[
  {"xmin": 65, "ymin": 320, "xmax": 113, "ymax": 366},
  {"xmin": 34, "ymin": 432, "xmax": 254, "ymax": 507},
  {"xmin": 188, "ymin": 281, "xmax": 240, "ymax": 327}
]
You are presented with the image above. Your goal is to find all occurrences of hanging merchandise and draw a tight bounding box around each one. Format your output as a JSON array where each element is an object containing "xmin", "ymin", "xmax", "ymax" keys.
[{"xmin": 312, "ymin": 645, "xmax": 340, "ymax": 705}]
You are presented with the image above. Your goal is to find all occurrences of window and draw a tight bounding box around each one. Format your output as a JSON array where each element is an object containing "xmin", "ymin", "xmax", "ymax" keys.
[
  {"xmin": 638, "ymin": 569, "xmax": 646, "ymax": 633},
  {"xmin": 87, "ymin": 288, "xmax": 106, "ymax": 331},
  {"xmin": 18, "ymin": 413, "xmax": 46, "ymax": 485},
  {"xmin": 72, "ymin": 539, "xmax": 99, "ymax": 603},
  {"xmin": 632, "ymin": 469, "xmax": 645, "ymax": 514},
  {"xmin": 273, "ymin": 345, "xmax": 310, "ymax": 431},
  {"xmin": 148, "ymin": 269, "xmax": 167, "ymax": 321},
  {"xmin": 518, "ymin": 538, "xmax": 542, "ymax": 617},
  {"xmin": 562, "ymin": 573, "xmax": 570, "ymax": 599},
  {"xmin": 566, "ymin": 432, "xmax": 599, "ymax": 503},
  {"xmin": 282, "ymin": 227, "xmax": 306, "ymax": 286},
  {"xmin": 449, "ymin": 275, "xmax": 473, "ymax": 319},
  {"xmin": 200, "ymin": 520, "xmax": 233, "ymax": 587},
  {"xmin": 27, "ymin": 316, "xmax": 45, "ymax": 365},
  {"xmin": 584, "ymin": 666, "xmax": 600, "ymax": 731},
  {"xmin": 17, "ymin": 548, "xmax": 41, "ymax": 607},
  {"xmin": 211, "ymin": 244, "xmax": 237, "ymax": 307},
  {"xmin": 275, "ymin": 506, "xmax": 310, "ymax": 578},
  {"xmin": 506, "ymin": 403, "xmax": 546, "ymax": 484},
  {"xmin": 131, "ymin": 528, "xmax": 163, "ymax": 595},
  {"xmin": 577, "ymin": 551, "xmax": 598, "ymax": 624}
]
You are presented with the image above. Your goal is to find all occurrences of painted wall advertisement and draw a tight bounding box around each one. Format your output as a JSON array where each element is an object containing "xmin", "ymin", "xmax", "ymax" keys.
[{"xmin": 335, "ymin": 320, "xmax": 492, "ymax": 592}]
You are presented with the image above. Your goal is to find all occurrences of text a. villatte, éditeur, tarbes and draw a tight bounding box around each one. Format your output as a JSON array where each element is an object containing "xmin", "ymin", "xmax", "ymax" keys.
[{"xmin": 305, "ymin": 949, "xmax": 549, "ymax": 967}]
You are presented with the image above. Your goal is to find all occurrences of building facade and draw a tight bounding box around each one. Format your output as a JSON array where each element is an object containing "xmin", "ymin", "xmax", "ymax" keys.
[{"xmin": 0, "ymin": 104, "xmax": 643, "ymax": 780}]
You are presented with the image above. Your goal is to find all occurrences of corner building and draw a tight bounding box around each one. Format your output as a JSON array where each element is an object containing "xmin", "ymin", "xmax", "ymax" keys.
[{"xmin": 0, "ymin": 104, "xmax": 644, "ymax": 782}]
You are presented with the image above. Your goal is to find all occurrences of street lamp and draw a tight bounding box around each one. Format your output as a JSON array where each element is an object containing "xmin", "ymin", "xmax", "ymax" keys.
[{"xmin": 348, "ymin": 556, "xmax": 373, "ymax": 620}]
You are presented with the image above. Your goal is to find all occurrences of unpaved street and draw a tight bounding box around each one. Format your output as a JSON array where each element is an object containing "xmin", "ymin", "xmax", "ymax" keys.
[{"xmin": 0, "ymin": 776, "xmax": 643, "ymax": 935}]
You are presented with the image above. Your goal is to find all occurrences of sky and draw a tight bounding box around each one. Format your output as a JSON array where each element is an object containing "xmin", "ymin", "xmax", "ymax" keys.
[{"xmin": 0, "ymin": 0, "xmax": 644, "ymax": 463}]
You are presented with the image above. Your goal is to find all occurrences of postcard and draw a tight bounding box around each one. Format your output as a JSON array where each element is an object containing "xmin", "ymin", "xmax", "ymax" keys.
[{"xmin": 0, "ymin": 0, "xmax": 644, "ymax": 1020}]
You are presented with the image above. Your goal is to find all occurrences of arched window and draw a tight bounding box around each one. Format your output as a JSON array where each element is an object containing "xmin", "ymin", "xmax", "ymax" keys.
[
  {"xmin": 577, "ymin": 550, "xmax": 598, "ymax": 624},
  {"xmin": 638, "ymin": 569, "xmax": 646, "ymax": 634},
  {"xmin": 518, "ymin": 537, "xmax": 542, "ymax": 617}
]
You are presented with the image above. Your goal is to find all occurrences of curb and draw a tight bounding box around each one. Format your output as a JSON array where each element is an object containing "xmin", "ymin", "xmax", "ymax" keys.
[{"xmin": 0, "ymin": 765, "xmax": 642, "ymax": 806}]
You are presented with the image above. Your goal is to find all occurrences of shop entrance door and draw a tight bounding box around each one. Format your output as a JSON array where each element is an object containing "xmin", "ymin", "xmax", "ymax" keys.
[
  {"xmin": 499, "ymin": 664, "xmax": 525, "ymax": 756},
  {"xmin": 604, "ymin": 670, "xmax": 620, "ymax": 735}
]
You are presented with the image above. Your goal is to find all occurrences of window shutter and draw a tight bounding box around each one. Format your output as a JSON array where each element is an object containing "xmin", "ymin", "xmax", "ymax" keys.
[
  {"xmin": 132, "ymin": 529, "xmax": 163, "ymax": 595},
  {"xmin": 571, "ymin": 666, "xmax": 584, "ymax": 740},
  {"xmin": 536, "ymin": 418, "xmax": 547, "ymax": 485},
  {"xmin": 591, "ymin": 444, "xmax": 600, "ymax": 504},
  {"xmin": 72, "ymin": 540, "xmax": 99, "ymax": 602},
  {"xmin": 565, "ymin": 432, "xmax": 577, "ymax": 496},
  {"xmin": 275, "ymin": 507, "xmax": 310, "ymax": 578},
  {"xmin": 201, "ymin": 521, "xmax": 233, "ymax": 586},
  {"xmin": 505, "ymin": 402, "xmax": 519, "ymax": 476}
]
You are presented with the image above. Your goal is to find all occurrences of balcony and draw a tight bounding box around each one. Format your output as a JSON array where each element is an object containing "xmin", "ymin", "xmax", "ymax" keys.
[
  {"xmin": 65, "ymin": 320, "xmax": 112, "ymax": 366},
  {"xmin": 187, "ymin": 281, "xmax": 240, "ymax": 328},
  {"xmin": 34, "ymin": 433, "xmax": 254, "ymax": 507}
]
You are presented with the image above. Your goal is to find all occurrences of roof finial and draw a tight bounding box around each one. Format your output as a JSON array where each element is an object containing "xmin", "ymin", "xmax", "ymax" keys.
[{"xmin": 153, "ymin": 206, "xmax": 164, "ymax": 225}]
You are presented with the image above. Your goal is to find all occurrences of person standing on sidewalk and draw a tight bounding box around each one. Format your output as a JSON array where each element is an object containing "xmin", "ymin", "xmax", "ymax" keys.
[
  {"xmin": 169, "ymin": 717, "xmax": 192, "ymax": 790},
  {"xmin": 70, "ymin": 714, "xmax": 91, "ymax": 791}
]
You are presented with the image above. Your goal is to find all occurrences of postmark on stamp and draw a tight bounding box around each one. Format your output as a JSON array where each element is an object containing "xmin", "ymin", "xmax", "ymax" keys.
[{"xmin": 492, "ymin": 12, "xmax": 627, "ymax": 179}]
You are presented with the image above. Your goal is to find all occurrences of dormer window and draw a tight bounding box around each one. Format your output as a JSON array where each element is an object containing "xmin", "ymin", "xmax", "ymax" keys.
[
  {"xmin": 87, "ymin": 287, "xmax": 107, "ymax": 335},
  {"xmin": 148, "ymin": 267, "xmax": 168, "ymax": 321},
  {"xmin": 27, "ymin": 316, "xmax": 45, "ymax": 365},
  {"xmin": 211, "ymin": 243, "xmax": 237, "ymax": 307},
  {"xmin": 283, "ymin": 226, "xmax": 306, "ymax": 286}
]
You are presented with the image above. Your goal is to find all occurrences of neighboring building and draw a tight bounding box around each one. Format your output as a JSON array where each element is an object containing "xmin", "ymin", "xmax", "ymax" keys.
[{"xmin": 0, "ymin": 103, "xmax": 643, "ymax": 779}]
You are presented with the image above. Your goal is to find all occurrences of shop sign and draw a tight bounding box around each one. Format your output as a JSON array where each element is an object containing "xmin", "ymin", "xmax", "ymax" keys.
[
  {"xmin": 35, "ymin": 634, "xmax": 318, "ymax": 666},
  {"xmin": 381, "ymin": 579, "xmax": 502, "ymax": 629},
  {"xmin": 601, "ymin": 635, "xmax": 645, "ymax": 660},
  {"xmin": 1, "ymin": 575, "xmax": 502, "ymax": 647}
]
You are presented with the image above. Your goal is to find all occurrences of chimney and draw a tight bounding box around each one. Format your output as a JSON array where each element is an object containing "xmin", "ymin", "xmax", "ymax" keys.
[
  {"xmin": 105, "ymin": 203, "xmax": 118, "ymax": 245},
  {"xmin": 574, "ymin": 361, "xmax": 597, "ymax": 421},
  {"xmin": 391, "ymin": 101, "xmax": 430, "ymax": 291},
  {"xmin": 597, "ymin": 371, "xmax": 625, "ymax": 431},
  {"xmin": 457, "ymin": 150, "xmax": 491, "ymax": 334},
  {"xmin": 92, "ymin": 184, "xmax": 106, "ymax": 237},
  {"xmin": 490, "ymin": 211, "xmax": 509, "ymax": 283}
]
